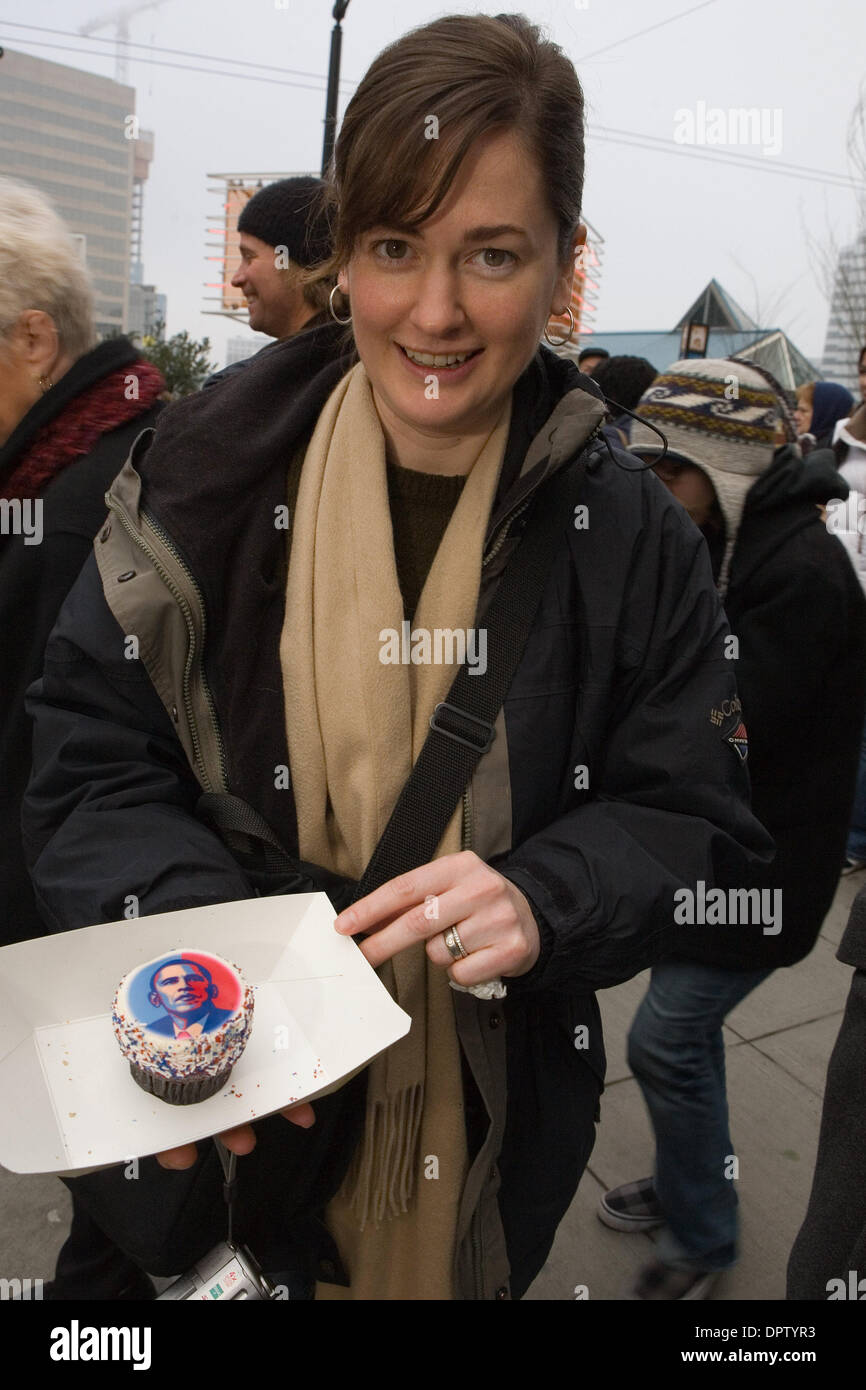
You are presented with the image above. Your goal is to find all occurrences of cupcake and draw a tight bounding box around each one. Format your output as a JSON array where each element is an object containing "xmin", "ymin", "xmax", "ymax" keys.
[{"xmin": 112, "ymin": 950, "xmax": 254, "ymax": 1105}]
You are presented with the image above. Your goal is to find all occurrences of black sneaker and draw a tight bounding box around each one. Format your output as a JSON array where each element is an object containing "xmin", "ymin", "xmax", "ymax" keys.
[
  {"xmin": 628, "ymin": 1258, "xmax": 718, "ymax": 1301},
  {"xmin": 598, "ymin": 1177, "xmax": 665, "ymax": 1232}
]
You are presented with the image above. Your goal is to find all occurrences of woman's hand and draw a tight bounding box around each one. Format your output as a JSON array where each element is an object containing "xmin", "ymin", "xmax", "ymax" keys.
[
  {"xmin": 155, "ymin": 1101, "xmax": 316, "ymax": 1171},
  {"xmin": 335, "ymin": 850, "xmax": 540, "ymax": 984},
  {"xmin": 154, "ymin": 852, "xmax": 538, "ymax": 1169}
]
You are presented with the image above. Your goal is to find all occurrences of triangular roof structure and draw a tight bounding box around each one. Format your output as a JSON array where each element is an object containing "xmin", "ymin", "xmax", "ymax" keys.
[
  {"xmin": 674, "ymin": 279, "xmax": 758, "ymax": 332},
  {"xmin": 728, "ymin": 330, "xmax": 818, "ymax": 389}
]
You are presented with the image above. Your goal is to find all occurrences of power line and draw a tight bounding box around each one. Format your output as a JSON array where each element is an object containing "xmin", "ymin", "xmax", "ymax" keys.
[
  {"xmin": 587, "ymin": 126, "xmax": 861, "ymax": 191},
  {"xmin": 1, "ymin": 26, "xmax": 858, "ymax": 193},
  {"xmin": 586, "ymin": 123, "xmax": 861, "ymax": 190},
  {"xmin": 0, "ymin": 18, "xmax": 357, "ymax": 87},
  {"xmin": 0, "ymin": 35, "xmax": 333, "ymax": 93},
  {"xmin": 575, "ymin": 0, "xmax": 722, "ymax": 63}
]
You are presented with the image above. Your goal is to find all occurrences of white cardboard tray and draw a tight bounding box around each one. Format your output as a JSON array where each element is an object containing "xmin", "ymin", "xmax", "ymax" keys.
[{"xmin": 0, "ymin": 894, "xmax": 410, "ymax": 1175}]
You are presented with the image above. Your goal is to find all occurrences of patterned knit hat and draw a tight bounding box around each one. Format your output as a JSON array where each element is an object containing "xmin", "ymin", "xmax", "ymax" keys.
[
  {"xmin": 237, "ymin": 177, "xmax": 331, "ymax": 266},
  {"xmin": 630, "ymin": 358, "xmax": 782, "ymax": 594}
]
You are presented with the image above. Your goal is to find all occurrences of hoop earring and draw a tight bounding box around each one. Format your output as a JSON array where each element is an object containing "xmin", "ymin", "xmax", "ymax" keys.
[
  {"xmin": 543, "ymin": 306, "xmax": 575, "ymax": 347},
  {"xmin": 328, "ymin": 284, "xmax": 352, "ymax": 325}
]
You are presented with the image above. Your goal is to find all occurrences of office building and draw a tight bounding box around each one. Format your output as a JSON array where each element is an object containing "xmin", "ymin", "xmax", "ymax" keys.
[{"xmin": 0, "ymin": 47, "xmax": 160, "ymax": 338}]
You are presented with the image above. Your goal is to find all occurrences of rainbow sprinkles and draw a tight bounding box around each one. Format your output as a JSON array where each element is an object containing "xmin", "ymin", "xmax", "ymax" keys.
[{"xmin": 111, "ymin": 949, "xmax": 254, "ymax": 1105}]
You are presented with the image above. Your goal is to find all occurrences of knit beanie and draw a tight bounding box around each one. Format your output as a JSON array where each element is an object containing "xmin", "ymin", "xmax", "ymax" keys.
[
  {"xmin": 630, "ymin": 358, "xmax": 782, "ymax": 595},
  {"xmin": 237, "ymin": 177, "xmax": 331, "ymax": 267}
]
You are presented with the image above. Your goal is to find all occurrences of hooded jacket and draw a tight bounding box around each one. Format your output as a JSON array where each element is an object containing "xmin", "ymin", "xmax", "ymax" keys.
[
  {"xmin": 22, "ymin": 319, "xmax": 771, "ymax": 1299},
  {"xmin": 667, "ymin": 447, "xmax": 866, "ymax": 969}
]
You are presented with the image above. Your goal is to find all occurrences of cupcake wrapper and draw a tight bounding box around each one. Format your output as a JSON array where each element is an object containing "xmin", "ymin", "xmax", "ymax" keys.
[{"xmin": 129, "ymin": 1061, "xmax": 232, "ymax": 1106}]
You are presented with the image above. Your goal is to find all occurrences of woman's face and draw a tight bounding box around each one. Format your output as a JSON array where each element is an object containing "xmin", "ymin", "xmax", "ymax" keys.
[
  {"xmin": 0, "ymin": 311, "xmax": 67, "ymax": 449},
  {"xmin": 339, "ymin": 128, "xmax": 582, "ymax": 444},
  {"xmin": 0, "ymin": 329, "xmax": 40, "ymax": 449},
  {"xmin": 793, "ymin": 397, "xmax": 813, "ymax": 434}
]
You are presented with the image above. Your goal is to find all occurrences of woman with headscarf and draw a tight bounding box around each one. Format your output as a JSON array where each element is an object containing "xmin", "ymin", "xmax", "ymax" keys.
[
  {"xmin": 22, "ymin": 14, "xmax": 768, "ymax": 1301},
  {"xmin": 795, "ymin": 379, "xmax": 855, "ymax": 453}
]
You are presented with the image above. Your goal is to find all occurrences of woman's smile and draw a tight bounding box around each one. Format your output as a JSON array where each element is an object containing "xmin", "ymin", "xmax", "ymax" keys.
[{"xmin": 395, "ymin": 341, "xmax": 485, "ymax": 380}]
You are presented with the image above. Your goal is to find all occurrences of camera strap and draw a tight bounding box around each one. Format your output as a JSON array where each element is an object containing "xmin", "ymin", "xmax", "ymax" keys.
[{"xmin": 215, "ymin": 1138, "xmax": 238, "ymax": 1247}]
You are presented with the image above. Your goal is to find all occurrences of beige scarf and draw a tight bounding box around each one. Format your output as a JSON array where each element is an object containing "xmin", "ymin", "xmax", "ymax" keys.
[{"xmin": 280, "ymin": 361, "xmax": 510, "ymax": 1298}]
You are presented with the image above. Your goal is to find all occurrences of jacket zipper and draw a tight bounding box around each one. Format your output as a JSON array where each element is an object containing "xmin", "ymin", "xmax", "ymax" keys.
[
  {"xmin": 481, "ymin": 417, "xmax": 605, "ymax": 563},
  {"xmin": 105, "ymin": 495, "xmax": 229, "ymax": 793}
]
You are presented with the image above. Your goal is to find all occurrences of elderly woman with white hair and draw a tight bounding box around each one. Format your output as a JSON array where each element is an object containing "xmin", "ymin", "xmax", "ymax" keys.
[{"xmin": 0, "ymin": 176, "xmax": 165, "ymax": 947}]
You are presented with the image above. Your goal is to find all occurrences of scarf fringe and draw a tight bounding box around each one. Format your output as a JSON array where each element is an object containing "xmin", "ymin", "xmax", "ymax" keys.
[{"xmin": 344, "ymin": 1083, "xmax": 425, "ymax": 1230}]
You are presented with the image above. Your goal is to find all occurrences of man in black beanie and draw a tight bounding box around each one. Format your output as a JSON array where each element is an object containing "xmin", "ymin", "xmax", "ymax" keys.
[
  {"xmin": 204, "ymin": 178, "xmax": 333, "ymax": 389},
  {"xmin": 232, "ymin": 176, "xmax": 332, "ymax": 340}
]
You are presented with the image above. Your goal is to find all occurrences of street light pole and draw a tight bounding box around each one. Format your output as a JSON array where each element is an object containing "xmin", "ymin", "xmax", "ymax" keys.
[{"xmin": 321, "ymin": 0, "xmax": 351, "ymax": 178}]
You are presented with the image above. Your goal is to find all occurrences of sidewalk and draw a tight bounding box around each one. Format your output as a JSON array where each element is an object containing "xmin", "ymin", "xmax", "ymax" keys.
[
  {"xmin": 525, "ymin": 872, "xmax": 862, "ymax": 1300},
  {"xmin": 1, "ymin": 874, "xmax": 860, "ymax": 1298}
]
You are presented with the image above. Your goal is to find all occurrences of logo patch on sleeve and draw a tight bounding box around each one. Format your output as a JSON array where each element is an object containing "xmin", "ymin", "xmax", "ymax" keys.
[{"xmin": 724, "ymin": 719, "xmax": 749, "ymax": 763}]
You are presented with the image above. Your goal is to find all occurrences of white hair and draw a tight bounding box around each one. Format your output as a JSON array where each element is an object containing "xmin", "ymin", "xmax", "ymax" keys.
[{"xmin": 0, "ymin": 178, "xmax": 96, "ymax": 361}]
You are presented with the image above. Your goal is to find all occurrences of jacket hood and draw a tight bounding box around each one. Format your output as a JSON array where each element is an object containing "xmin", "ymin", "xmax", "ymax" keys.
[
  {"xmin": 746, "ymin": 444, "xmax": 849, "ymax": 514},
  {"xmin": 727, "ymin": 445, "xmax": 846, "ymax": 595}
]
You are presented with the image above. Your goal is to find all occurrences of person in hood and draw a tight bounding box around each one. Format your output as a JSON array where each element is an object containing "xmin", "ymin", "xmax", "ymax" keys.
[
  {"xmin": 0, "ymin": 178, "xmax": 164, "ymax": 947},
  {"xmin": 795, "ymin": 379, "xmax": 855, "ymax": 453},
  {"xmin": 22, "ymin": 16, "xmax": 769, "ymax": 1301},
  {"xmin": 597, "ymin": 358, "xmax": 866, "ymax": 1300}
]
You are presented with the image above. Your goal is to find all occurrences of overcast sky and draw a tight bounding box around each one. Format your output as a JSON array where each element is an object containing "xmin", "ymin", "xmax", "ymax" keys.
[{"xmin": 5, "ymin": 0, "xmax": 864, "ymax": 368}]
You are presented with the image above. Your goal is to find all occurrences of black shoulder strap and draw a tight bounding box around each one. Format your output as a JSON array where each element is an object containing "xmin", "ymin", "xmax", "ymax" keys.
[{"xmin": 353, "ymin": 455, "xmax": 589, "ymax": 901}]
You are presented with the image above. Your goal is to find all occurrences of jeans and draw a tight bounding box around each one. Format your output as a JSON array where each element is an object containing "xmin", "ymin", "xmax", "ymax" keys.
[
  {"xmin": 846, "ymin": 720, "xmax": 866, "ymax": 862},
  {"xmin": 627, "ymin": 959, "xmax": 773, "ymax": 1272}
]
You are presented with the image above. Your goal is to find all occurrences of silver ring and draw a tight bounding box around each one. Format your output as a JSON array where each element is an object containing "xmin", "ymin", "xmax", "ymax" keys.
[{"xmin": 443, "ymin": 926, "xmax": 470, "ymax": 961}]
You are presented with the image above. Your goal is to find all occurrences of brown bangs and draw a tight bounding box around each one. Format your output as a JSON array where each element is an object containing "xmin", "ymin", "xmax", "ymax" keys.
[{"xmin": 299, "ymin": 14, "xmax": 585, "ymax": 312}]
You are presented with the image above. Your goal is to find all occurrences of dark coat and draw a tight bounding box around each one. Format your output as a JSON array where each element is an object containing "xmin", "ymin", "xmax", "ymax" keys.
[
  {"xmin": 787, "ymin": 886, "xmax": 866, "ymax": 1299},
  {"xmin": 0, "ymin": 339, "xmax": 163, "ymax": 945},
  {"xmin": 22, "ymin": 322, "xmax": 771, "ymax": 1297},
  {"xmin": 668, "ymin": 448, "xmax": 866, "ymax": 970}
]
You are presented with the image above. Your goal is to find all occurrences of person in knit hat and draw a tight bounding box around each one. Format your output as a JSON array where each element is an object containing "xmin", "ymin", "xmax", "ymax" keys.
[
  {"xmin": 596, "ymin": 357, "xmax": 866, "ymax": 1299},
  {"xmin": 204, "ymin": 178, "xmax": 334, "ymax": 389}
]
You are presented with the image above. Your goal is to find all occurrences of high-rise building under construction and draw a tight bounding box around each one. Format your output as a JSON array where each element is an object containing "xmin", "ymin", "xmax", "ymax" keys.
[{"xmin": 0, "ymin": 46, "xmax": 159, "ymax": 338}]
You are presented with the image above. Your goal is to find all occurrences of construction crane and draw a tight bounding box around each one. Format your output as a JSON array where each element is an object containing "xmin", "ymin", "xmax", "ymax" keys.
[{"xmin": 79, "ymin": 0, "xmax": 167, "ymax": 86}]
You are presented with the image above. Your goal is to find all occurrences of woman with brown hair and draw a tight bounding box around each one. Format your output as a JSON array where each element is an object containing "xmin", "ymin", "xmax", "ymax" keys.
[{"xmin": 24, "ymin": 13, "xmax": 768, "ymax": 1300}]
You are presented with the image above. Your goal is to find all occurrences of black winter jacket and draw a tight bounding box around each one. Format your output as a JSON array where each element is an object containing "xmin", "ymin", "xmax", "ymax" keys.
[
  {"xmin": 22, "ymin": 322, "xmax": 772, "ymax": 1297},
  {"xmin": 0, "ymin": 339, "xmax": 162, "ymax": 944},
  {"xmin": 667, "ymin": 448, "xmax": 866, "ymax": 969}
]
